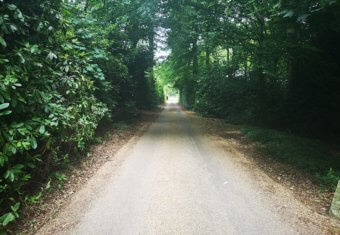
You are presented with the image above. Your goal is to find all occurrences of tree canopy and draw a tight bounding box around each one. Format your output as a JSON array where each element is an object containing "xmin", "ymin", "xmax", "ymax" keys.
[{"xmin": 157, "ymin": 0, "xmax": 340, "ymax": 139}]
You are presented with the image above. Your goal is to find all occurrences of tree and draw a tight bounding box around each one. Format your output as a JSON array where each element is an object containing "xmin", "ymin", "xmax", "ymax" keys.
[
  {"xmin": 0, "ymin": 0, "xmax": 162, "ymax": 229},
  {"xmin": 158, "ymin": 0, "xmax": 340, "ymax": 138}
]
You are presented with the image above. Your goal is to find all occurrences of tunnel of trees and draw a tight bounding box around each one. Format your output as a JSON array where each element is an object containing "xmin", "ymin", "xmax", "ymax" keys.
[
  {"xmin": 157, "ymin": 0, "xmax": 340, "ymax": 140},
  {"xmin": 0, "ymin": 0, "xmax": 339, "ymax": 229}
]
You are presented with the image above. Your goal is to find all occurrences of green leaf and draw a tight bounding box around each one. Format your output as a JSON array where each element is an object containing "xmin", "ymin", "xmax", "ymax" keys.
[
  {"xmin": 30, "ymin": 137, "xmax": 37, "ymax": 149},
  {"xmin": 0, "ymin": 154, "xmax": 7, "ymax": 167},
  {"xmin": 10, "ymin": 24, "xmax": 18, "ymax": 32},
  {"xmin": 39, "ymin": 125, "xmax": 45, "ymax": 134},
  {"xmin": 11, "ymin": 202, "xmax": 20, "ymax": 212},
  {"xmin": 4, "ymin": 170, "xmax": 15, "ymax": 182},
  {"xmin": 0, "ymin": 110, "xmax": 12, "ymax": 116},
  {"xmin": 33, "ymin": 62, "xmax": 43, "ymax": 67},
  {"xmin": 0, "ymin": 103, "xmax": 9, "ymax": 110},
  {"xmin": 17, "ymin": 52, "xmax": 25, "ymax": 63},
  {"xmin": 47, "ymin": 52, "xmax": 57, "ymax": 60},
  {"xmin": 0, "ymin": 36, "xmax": 6, "ymax": 47},
  {"xmin": 45, "ymin": 180, "xmax": 51, "ymax": 190},
  {"xmin": 283, "ymin": 10, "xmax": 294, "ymax": 18},
  {"xmin": 26, "ymin": 163, "xmax": 35, "ymax": 168},
  {"xmin": 11, "ymin": 146, "xmax": 17, "ymax": 154},
  {"xmin": 0, "ymin": 213, "xmax": 15, "ymax": 226},
  {"xmin": 14, "ymin": 164, "xmax": 24, "ymax": 170},
  {"xmin": 37, "ymin": 22, "xmax": 44, "ymax": 31},
  {"xmin": 7, "ymin": 4, "xmax": 17, "ymax": 11},
  {"xmin": 30, "ymin": 45, "xmax": 39, "ymax": 54}
]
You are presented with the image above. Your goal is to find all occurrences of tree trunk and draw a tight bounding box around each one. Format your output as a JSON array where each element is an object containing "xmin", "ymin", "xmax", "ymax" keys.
[
  {"xmin": 227, "ymin": 48, "xmax": 230, "ymax": 63},
  {"xmin": 148, "ymin": 18, "xmax": 155, "ymax": 81},
  {"xmin": 205, "ymin": 27, "xmax": 210, "ymax": 71},
  {"xmin": 192, "ymin": 36, "xmax": 198, "ymax": 78}
]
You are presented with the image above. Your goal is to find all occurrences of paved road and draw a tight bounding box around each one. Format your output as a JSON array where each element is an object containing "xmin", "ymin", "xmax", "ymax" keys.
[{"xmin": 42, "ymin": 103, "xmax": 316, "ymax": 234}]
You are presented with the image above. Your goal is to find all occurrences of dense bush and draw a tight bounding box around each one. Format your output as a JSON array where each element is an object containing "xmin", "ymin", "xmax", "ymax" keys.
[{"xmin": 0, "ymin": 0, "xmax": 160, "ymax": 229}]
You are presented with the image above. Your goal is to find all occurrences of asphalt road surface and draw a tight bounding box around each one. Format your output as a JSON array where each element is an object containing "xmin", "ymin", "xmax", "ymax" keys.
[{"xmin": 38, "ymin": 102, "xmax": 322, "ymax": 235}]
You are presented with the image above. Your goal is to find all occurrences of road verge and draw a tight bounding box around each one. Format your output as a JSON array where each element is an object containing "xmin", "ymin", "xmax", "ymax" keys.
[{"xmin": 12, "ymin": 110, "xmax": 160, "ymax": 234}]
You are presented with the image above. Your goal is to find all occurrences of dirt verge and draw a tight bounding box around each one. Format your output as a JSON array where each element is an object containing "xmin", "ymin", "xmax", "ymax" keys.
[
  {"xmin": 13, "ymin": 110, "xmax": 160, "ymax": 235},
  {"xmin": 187, "ymin": 111, "xmax": 340, "ymax": 233}
]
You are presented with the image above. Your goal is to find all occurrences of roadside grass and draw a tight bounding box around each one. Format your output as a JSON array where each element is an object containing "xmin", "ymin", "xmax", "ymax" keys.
[{"xmin": 240, "ymin": 126, "xmax": 340, "ymax": 191}]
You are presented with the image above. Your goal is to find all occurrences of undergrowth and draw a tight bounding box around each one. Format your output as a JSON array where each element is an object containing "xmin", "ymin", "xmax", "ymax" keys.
[{"xmin": 240, "ymin": 126, "xmax": 340, "ymax": 191}]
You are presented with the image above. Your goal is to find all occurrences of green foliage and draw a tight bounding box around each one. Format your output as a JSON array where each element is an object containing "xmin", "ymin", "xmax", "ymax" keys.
[
  {"xmin": 160, "ymin": 0, "xmax": 340, "ymax": 139},
  {"xmin": 240, "ymin": 126, "xmax": 340, "ymax": 190},
  {"xmin": 0, "ymin": 0, "xmax": 160, "ymax": 229},
  {"xmin": 156, "ymin": 0, "xmax": 340, "ymax": 191},
  {"xmin": 0, "ymin": 202, "xmax": 19, "ymax": 227},
  {"xmin": 0, "ymin": 1, "xmax": 107, "ymax": 228}
]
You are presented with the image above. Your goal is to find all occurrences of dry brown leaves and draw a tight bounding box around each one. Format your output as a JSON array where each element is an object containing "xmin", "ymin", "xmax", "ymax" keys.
[{"xmin": 13, "ymin": 110, "xmax": 160, "ymax": 235}]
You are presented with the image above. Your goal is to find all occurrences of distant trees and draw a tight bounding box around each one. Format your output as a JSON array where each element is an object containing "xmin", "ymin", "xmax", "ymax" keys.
[{"xmin": 158, "ymin": 0, "xmax": 340, "ymax": 139}]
